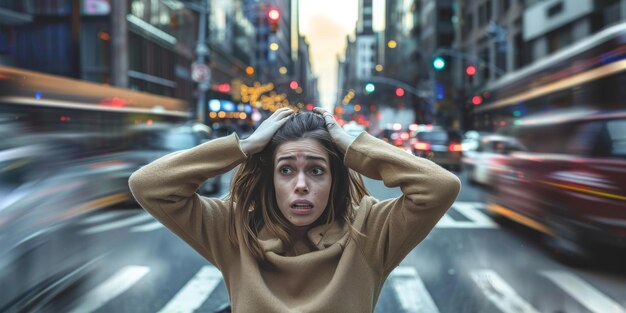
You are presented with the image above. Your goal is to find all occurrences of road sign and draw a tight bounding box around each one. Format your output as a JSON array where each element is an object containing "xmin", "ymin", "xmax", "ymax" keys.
[{"xmin": 192, "ymin": 63, "xmax": 211, "ymax": 83}]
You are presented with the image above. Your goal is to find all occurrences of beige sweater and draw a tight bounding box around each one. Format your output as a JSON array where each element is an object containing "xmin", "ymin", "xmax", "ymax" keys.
[{"xmin": 129, "ymin": 132, "xmax": 460, "ymax": 313}]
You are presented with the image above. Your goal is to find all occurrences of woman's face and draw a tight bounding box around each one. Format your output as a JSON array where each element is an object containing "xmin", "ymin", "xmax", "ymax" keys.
[{"xmin": 273, "ymin": 138, "xmax": 332, "ymax": 227}]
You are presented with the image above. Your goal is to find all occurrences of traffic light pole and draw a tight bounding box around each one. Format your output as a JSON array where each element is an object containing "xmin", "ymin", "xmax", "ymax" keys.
[
  {"xmin": 183, "ymin": 0, "xmax": 210, "ymax": 123},
  {"xmin": 195, "ymin": 1, "xmax": 209, "ymax": 123}
]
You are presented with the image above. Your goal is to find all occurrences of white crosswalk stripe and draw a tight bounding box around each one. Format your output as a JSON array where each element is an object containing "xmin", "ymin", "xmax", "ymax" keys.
[
  {"xmin": 130, "ymin": 221, "xmax": 164, "ymax": 232},
  {"xmin": 436, "ymin": 202, "xmax": 498, "ymax": 229},
  {"xmin": 80, "ymin": 213, "xmax": 154, "ymax": 235},
  {"xmin": 471, "ymin": 270, "xmax": 540, "ymax": 313},
  {"xmin": 390, "ymin": 266, "xmax": 440, "ymax": 313},
  {"xmin": 68, "ymin": 265, "xmax": 149, "ymax": 313},
  {"xmin": 157, "ymin": 266, "xmax": 223, "ymax": 313},
  {"xmin": 541, "ymin": 271, "xmax": 626, "ymax": 313}
]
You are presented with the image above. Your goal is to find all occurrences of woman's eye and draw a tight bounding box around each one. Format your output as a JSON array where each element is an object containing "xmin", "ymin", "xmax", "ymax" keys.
[
  {"xmin": 311, "ymin": 167, "xmax": 324, "ymax": 175},
  {"xmin": 279, "ymin": 167, "xmax": 293, "ymax": 174}
]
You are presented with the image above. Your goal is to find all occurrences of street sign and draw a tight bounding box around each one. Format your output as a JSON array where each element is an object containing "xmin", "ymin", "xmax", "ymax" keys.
[{"xmin": 192, "ymin": 63, "xmax": 211, "ymax": 83}]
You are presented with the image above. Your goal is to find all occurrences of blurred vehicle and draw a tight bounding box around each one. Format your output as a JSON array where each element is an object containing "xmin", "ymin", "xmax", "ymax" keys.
[
  {"xmin": 342, "ymin": 121, "xmax": 366, "ymax": 137},
  {"xmin": 126, "ymin": 122, "xmax": 222, "ymax": 196},
  {"xmin": 379, "ymin": 128, "xmax": 413, "ymax": 153},
  {"xmin": 463, "ymin": 134, "xmax": 526, "ymax": 187},
  {"xmin": 487, "ymin": 110, "xmax": 626, "ymax": 258},
  {"xmin": 0, "ymin": 133, "xmax": 141, "ymax": 312},
  {"xmin": 1, "ymin": 66, "xmax": 194, "ymax": 312},
  {"xmin": 412, "ymin": 127, "xmax": 463, "ymax": 171},
  {"xmin": 461, "ymin": 130, "xmax": 491, "ymax": 152}
]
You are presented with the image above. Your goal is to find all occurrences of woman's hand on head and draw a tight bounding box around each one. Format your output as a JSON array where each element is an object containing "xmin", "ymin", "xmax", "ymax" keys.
[
  {"xmin": 239, "ymin": 107, "xmax": 294, "ymax": 155},
  {"xmin": 312, "ymin": 107, "xmax": 355, "ymax": 154}
]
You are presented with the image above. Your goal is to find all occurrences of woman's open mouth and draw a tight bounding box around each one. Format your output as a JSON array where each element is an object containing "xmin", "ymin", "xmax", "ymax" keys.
[{"xmin": 291, "ymin": 201, "xmax": 314, "ymax": 215}]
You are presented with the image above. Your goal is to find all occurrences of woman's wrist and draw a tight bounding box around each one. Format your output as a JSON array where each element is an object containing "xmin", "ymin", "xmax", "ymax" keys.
[
  {"xmin": 336, "ymin": 134, "xmax": 355, "ymax": 154},
  {"xmin": 239, "ymin": 138, "xmax": 255, "ymax": 156}
]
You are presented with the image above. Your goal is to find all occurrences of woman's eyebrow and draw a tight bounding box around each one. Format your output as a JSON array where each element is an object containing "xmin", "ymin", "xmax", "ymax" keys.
[{"xmin": 276, "ymin": 155, "xmax": 328, "ymax": 163}]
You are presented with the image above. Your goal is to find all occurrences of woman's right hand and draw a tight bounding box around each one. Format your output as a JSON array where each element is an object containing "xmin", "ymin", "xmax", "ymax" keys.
[{"xmin": 239, "ymin": 107, "xmax": 294, "ymax": 155}]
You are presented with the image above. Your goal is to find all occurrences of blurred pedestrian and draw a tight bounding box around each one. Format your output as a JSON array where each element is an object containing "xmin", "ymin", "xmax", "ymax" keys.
[{"xmin": 129, "ymin": 107, "xmax": 460, "ymax": 312}]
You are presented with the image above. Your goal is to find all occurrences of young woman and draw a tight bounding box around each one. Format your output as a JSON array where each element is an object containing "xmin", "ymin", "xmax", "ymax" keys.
[{"xmin": 129, "ymin": 107, "xmax": 460, "ymax": 312}]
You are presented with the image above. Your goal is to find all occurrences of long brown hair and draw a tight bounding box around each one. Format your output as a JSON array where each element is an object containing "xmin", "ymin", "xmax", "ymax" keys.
[{"xmin": 227, "ymin": 111, "xmax": 369, "ymax": 263}]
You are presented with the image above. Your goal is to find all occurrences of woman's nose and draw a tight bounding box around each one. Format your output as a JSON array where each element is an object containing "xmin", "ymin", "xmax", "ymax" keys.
[{"xmin": 295, "ymin": 173, "xmax": 309, "ymax": 193}]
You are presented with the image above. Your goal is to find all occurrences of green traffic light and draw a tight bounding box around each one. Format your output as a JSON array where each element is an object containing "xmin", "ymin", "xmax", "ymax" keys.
[
  {"xmin": 365, "ymin": 83, "xmax": 375, "ymax": 93},
  {"xmin": 433, "ymin": 57, "xmax": 446, "ymax": 70}
]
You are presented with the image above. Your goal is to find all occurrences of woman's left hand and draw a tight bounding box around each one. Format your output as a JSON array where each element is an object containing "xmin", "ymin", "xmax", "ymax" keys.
[{"xmin": 312, "ymin": 107, "xmax": 355, "ymax": 154}]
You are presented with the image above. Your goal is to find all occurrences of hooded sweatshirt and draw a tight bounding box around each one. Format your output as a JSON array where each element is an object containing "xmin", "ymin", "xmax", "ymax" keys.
[{"xmin": 129, "ymin": 132, "xmax": 460, "ymax": 313}]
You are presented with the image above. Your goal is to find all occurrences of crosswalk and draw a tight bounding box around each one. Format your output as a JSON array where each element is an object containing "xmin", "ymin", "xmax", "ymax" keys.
[
  {"xmin": 78, "ymin": 201, "xmax": 498, "ymax": 236},
  {"xmin": 62, "ymin": 263, "xmax": 626, "ymax": 313},
  {"xmin": 66, "ymin": 201, "xmax": 626, "ymax": 313}
]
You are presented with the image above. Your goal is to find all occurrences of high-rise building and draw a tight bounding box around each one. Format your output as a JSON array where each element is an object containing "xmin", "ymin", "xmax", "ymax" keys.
[{"xmin": 355, "ymin": 0, "xmax": 377, "ymax": 80}]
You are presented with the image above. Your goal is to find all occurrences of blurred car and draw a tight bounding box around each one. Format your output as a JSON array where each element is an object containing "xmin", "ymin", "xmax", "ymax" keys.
[
  {"xmin": 0, "ymin": 132, "xmax": 142, "ymax": 312},
  {"xmin": 487, "ymin": 110, "xmax": 626, "ymax": 258},
  {"xmin": 126, "ymin": 122, "xmax": 222, "ymax": 196},
  {"xmin": 463, "ymin": 134, "xmax": 526, "ymax": 187},
  {"xmin": 461, "ymin": 130, "xmax": 491, "ymax": 152},
  {"xmin": 411, "ymin": 127, "xmax": 463, "ymax": 171},
  {"xmin": 342, "ymin": 121, "xmax": 366, "ymax": 137},
  {"xmin": 375, "ymin": 128, "xmax": 411, "ymax": 153}
]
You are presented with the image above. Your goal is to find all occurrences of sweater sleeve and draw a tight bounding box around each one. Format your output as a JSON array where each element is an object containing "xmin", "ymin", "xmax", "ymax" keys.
[
  {"xmin": 128, "ymin": 133, "xmax": 246, "ymax": 270},
  {"xmin": 346, "ymin": 132, "xmax": 461, "ymax": 274}
]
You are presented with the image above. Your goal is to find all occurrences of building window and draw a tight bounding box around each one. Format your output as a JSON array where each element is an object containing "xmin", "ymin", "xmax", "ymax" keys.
[
  {"xmin": 546, "ymin": 2, "xmax": 563, "ymax": 18},
  {"xmin": 467, "ymin": 13, "xmax": 474, "ymax": 31},
  {"xmin": 501, "ymin": 0, "xmax": 510, "ymax": 14},
  {"xmin": 478, "ymin": 4, "xmax": 486, "ymax": 26}
]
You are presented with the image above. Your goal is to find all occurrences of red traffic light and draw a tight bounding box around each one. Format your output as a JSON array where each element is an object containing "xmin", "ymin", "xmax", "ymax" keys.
[
  {"xmin": 472, "ymin": 95, "xmax": 483, "ymax": 105},
  {"xmin": 466, "ymin": 65, "xmax": 476, "ymax": 76},
  {"xmin": 395, "ymin": 87, "xmax": 405, "ymax": 97},
  {"xmin": 289, "ymin": 80, "xmax": 299, "ymax": 90},
  {"xmin": 267, "ymin": 8, "xmax": 280, "ymax": 22}
]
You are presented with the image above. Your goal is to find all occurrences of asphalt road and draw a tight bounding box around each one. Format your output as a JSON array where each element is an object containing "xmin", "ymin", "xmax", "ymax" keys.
[{"xmin": 16, "ymin": 170, "xmax": 626, "ymax": 313}]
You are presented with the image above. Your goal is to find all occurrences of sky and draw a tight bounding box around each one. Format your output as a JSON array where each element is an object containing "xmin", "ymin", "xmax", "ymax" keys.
[{"xmin": 299, "ymin": 0, "xmax": 384, "ymax": 110}]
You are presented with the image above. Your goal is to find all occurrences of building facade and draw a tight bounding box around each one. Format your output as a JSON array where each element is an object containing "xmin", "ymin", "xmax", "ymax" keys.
[{"xmin": 459, "ymin": 0, "xmax": 626, "ymax": 130}]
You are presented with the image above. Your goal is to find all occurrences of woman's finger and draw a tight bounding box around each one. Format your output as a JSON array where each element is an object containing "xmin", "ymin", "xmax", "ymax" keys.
[{"xmin": 312, "ymin": 107, "xmax": 327, "ymax": 115}]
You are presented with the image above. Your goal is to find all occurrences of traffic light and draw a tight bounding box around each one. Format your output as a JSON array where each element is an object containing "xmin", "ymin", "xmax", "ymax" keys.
[
  {"xmin": 267, "ymin": 8, "xmax": 280, "ymax": 32},
  {"xmin": 433, "ymin": 57, "xmax": 446, "ymax": 70},
  {"xmin": 466, "ymin": 65, "xmax": 476, "ymax": 76},
  {"xmin": 364, "ymin": 83, "xmax": 375, "ymax": 94},
  {"xmin": 395, "ymin": 87, "xmax": 405, "ymax": 97},
  {"xmin": 472, "ymin": 95, "xmax": 483, "ymax": 105},
  {"xmin": 289, "ymin": 80, "xmax": 299, "ymax": 90}
]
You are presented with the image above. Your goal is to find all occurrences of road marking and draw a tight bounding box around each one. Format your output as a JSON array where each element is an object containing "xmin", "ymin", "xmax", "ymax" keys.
[
  {"xmin": 436, "ymin": 202, "xmax": 498, "ymax": 229},
  {"xmin": 130, "ymin": 221, "xmax": 164, "ymax": 232},
  {"xmin": 390, "ymin": 266, "xmax": 440, "ymax": 313},
  {"xmin": 157, "ymin": 266, "xmax": 223, "ymax": 313},
  {"xmin": 541, "ymin": 271, "xmax": 626, "ymax": 313},
  {"xmin": 80, "ymin": 213, "xmax": 154, "ymax": 235},
  {"xmin": 471, "ymin": 270, "xmax": 540, "ymax": 313},
  {"xmin": 68, "ymin": 265, "xmax": 149, "ymax": 313},
  {"xmin": 80, "ymin": 211, "xmax": 136, "ymax": 225}
]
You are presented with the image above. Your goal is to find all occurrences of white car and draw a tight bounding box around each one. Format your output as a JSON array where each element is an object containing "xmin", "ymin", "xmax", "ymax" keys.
[
  {"xmin": 463, "ymin": 134, "xmax": 526, "ymax": 187},
  {"xmin": 342, "ymin": 122, "xmax": 366, "ymax": 137}
]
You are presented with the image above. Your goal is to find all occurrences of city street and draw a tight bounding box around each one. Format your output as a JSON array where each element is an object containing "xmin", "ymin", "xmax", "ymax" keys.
[
  {"xmin": 19, "ymin": 169, "xmax": 626, "ymax": 313},
  {"xmin": 3, "ymin": 1, "xmax": 626, "ymax": 312}
]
